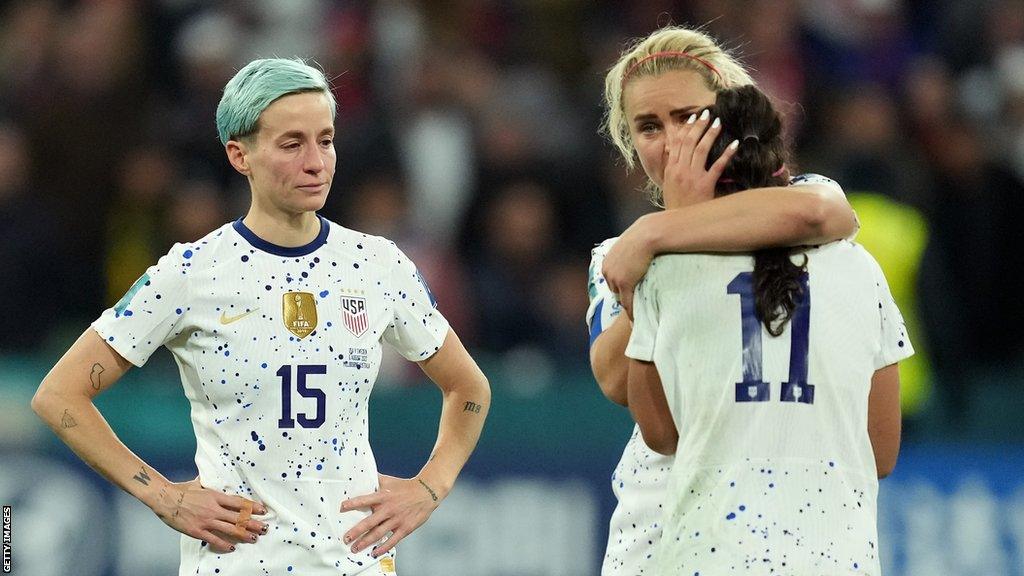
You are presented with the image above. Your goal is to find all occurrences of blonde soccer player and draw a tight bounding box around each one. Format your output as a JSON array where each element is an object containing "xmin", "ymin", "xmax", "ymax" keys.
[
  {"xmin": 627, "ymin": 84, "xmax": 908, "ymax": 575},
  {"xmin": 589, "ymin": 25, "xmax": 859, "ymax": 575}
]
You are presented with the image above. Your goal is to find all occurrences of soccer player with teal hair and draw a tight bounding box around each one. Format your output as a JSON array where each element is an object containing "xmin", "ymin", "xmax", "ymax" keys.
[
  {"xmin": 214, "ymin": 57, "xmax": 337, "ymax": 146},
  {"xmin": 33, "ymin": 57, "xmax": 490, "ymax": 576}
]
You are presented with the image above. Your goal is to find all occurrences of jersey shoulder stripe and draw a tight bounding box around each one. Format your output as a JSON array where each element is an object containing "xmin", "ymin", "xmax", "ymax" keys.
[
  {"xmin": 790, "ymin": 173, "xmax": 843, "ymax": 194},
  {"xmin": 586, "ymin": 237, "xmax": 622, "ymax": 341}
]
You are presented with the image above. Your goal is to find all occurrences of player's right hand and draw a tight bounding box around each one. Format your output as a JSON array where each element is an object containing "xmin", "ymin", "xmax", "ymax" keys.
[
  {"xmin": 602, "ymin": 219, "xmax": 654, "ymax": 319},
  {"xmin": 660, "ymin": 109, "xmax": 737, "ymax": 207},
  {"xmin": 153, "ymin": 478, "xmax": 269, "ymax": 553}
]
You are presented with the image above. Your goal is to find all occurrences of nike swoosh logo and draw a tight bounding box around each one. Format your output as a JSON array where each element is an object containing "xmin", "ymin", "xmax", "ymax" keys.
[{"xmin": 220, "ymin": 309, "xmax": 259, "ymax": 325}]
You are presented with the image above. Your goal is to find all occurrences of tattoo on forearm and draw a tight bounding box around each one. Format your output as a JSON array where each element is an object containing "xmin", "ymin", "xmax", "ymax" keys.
[
  {"xmin": 417, "ymin": 478, "xmax": 438, "ymax": 502},
  {"xmin": 463, "ymin": 401, "xmax": 482, "ymax": 414},
  {"xmin": 132, "ymin": 468, "xmax": 152, "ymax": 486},
  {"xmin": 61, "ymin": 409, "xmax": 78, "ymax": 429},
  {"xmin": 90, "ymin": 363, "xmax": 106, "ymax": 390}
]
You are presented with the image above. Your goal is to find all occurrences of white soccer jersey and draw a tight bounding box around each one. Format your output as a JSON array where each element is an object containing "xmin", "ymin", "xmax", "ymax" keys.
[
  {"xmin": 586, "ymin": 174, "xmax": 847, "ymax": 576},
  {"xmin": 93, "ymin": 216, "xmax": 449, "ymax": 576},
  {"xmin": 588, "ymin": 237, "xmax": 673, "ymax": 576},
  {"xmin": 626, "ymin": 241, "xmax": 912, "ymax": 576}
]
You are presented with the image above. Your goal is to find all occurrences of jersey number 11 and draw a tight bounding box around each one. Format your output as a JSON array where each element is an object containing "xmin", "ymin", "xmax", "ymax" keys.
[{"xmin": 727, "ymin": 272, "xmax": 815, "ymax": 405}]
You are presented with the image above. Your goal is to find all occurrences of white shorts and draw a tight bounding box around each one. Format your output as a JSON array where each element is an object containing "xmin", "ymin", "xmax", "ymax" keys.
[{"xmin": 602, "ymin": 426, "xmax": 672, "ymax": 576}]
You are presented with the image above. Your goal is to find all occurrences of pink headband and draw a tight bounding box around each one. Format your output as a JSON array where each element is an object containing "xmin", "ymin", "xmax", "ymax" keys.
[
  {"xmin": 622, "ymin": 51, "xmax": 723, "ymax": 85},
  {"xmin": 719, "ymin": 165, "xmax": 787, "ymax": 185}
]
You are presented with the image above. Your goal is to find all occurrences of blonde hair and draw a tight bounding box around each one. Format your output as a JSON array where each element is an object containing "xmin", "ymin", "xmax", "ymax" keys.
[{"xmin": 601, "ymin": 26, "xmax": 755, "ymax": 172}]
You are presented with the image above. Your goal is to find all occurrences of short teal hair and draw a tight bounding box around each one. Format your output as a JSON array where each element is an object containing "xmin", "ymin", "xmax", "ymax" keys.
[{"xmin": 215, "ymin": 58, "xmax": 336, "ymax": 145}]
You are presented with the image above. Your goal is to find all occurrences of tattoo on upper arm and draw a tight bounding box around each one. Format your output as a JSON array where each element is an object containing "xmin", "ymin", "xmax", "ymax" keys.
[
  {"xmin": 61, "ymin": 409, "xmax": 78, "ymax": 429},
  {"xmin": 132, "ymin": 468, "xmax": 152, "ymax": 486},
  {"xmin": 463, "ymin": 401, "xmax": 482, "ymax": 414},
  {"xmin": 90, "ymin": 363, "xmax": 106, "ymax": 390}
]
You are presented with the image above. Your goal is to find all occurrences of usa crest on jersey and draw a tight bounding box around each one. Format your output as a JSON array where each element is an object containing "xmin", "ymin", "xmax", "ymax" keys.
[{"xmin": 341, "ymin": 295, "xmax": 369, "ymax": 337}]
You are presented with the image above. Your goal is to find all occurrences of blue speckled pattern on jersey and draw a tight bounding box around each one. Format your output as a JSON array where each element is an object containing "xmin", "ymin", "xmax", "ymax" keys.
[
  {"xmin": 93, "ymin": 217, "xmax": 448, "ymax": 575},
  {"xmin": 589, "ymin": 175, "xmax": 864, "ymax": 575}
]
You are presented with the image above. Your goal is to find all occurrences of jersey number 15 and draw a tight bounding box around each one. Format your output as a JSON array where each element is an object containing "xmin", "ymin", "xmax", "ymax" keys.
[{"xmin": 277, "ymin": 364, "xmax": 327, "ymax": 428}]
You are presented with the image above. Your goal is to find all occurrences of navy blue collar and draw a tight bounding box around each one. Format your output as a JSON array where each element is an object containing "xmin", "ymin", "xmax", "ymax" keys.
[{"xmin": 233, "ymin": 215, "xmax": 329, "ymax": 257}]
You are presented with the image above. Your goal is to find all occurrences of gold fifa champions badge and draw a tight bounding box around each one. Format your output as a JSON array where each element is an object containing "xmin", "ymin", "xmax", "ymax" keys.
[
  {"xmin": 379, "ymin": 556, "xmax": 396, "ymax": 573},
  {"xmin": 282, "ymin": 292, "xmax": 317, "ymax": 338}
]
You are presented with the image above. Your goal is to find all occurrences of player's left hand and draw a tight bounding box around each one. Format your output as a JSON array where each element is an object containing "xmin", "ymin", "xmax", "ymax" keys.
[{"xmin": 340, "ymin": 474, "xmax": 441, "ymax": 557}]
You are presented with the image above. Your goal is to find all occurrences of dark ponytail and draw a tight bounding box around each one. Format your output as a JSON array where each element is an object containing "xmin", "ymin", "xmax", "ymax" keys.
[{"xmin": 706, "ymin": 86, "xmax": 806, "ymax": 337}]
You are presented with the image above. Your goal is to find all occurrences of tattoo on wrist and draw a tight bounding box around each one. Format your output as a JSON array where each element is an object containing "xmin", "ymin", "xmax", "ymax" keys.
[
  {"xmin": 173, "ymin": 490, "xmax": 184, "ymax": 518},
  {"xmin": 132, "ymin": 468, "xmax": 152, "ymax": 486},
  {"xmin": 417, "ymin": 478, "xmax": 438, "ymax": 502},
  {"xmin": 463, "ymin": 401, "xmax": 482, "ymax": 414},
  {"xmin": 90, "ymin": 363, "xmax": 106, "ymax": 390},
  {"xmin": 159, "ymin": 485, "xmax": 186, "ymax": 519},
  {"xmin": 61, "ymin": 409, "xmax": 78, "ymax": 429}
]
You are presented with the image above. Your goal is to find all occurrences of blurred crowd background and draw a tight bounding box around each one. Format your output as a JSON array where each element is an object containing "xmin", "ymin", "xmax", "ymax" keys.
[
  {"xmin": 2, "ymin": 1, "xmax": 1024, "ymax": 574},
  {"xmin": 3, "ymin": 0, "xmax": 1023, "ymax": 439}
]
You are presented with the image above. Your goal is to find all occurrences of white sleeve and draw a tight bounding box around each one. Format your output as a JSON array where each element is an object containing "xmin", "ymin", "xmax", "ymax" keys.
[
  {"xmin": 586, "ymin": 238, "xmax": 624, "ymax": 348},
  {"xmin": 624, "ymin": 269, "xmax": 659, "ymax": 362},
  {"xmin": 867, "ymin": 256, "xmax": 914, "ymax": 368},
  {"xmin": 790, "ymin": 173, "xmax": 843, "ymax": 194},
  {"xmin": 382, "ymin": 242, "xmax": 451, "ymax": 361},
  {"xmin": 91, "ymin": 244, "xmax": 191, "ymax": 367},
  {"xmin": 790, "ymin": 173, "xmax": 857, "ymax": 241}
]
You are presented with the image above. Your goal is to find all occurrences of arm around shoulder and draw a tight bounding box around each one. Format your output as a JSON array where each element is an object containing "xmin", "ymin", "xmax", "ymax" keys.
[
  {"xmin": 654, "ymin": 180, "xmax": 857, "ymax": 252},
  {"xmin": 602, "ymin": 181, "xmax": 856, "ymax": 314}
]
